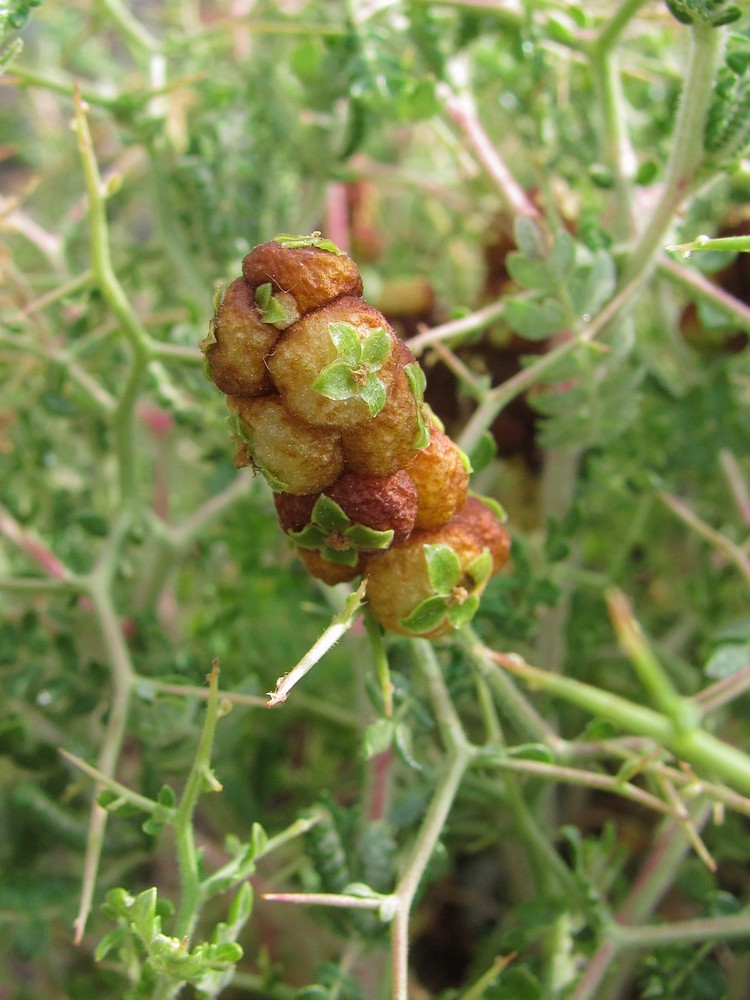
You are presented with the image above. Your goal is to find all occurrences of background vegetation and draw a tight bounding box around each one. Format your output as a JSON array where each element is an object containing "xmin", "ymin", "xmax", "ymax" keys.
[{"xmin": 2, "ymin": 0, "xmax": 750, "ymax": 997}]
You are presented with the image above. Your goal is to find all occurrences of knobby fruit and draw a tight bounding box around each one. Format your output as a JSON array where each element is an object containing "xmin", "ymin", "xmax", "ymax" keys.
[{"xmin": 202, "ymin": 234, "xmax": 511, "ymax": 637}]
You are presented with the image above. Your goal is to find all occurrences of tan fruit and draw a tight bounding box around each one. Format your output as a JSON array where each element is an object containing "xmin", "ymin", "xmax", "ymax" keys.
[
  {"xmin": 227, "ymin": 395, "xmax": 343, "ymax": 495},
  {"xmin": 341, "ymin": 355, "xmax": 424, "ymax": 476},
  {"xmin": 202, "ymin": 277, "xmax": 279, "ymax": 396},
  {"xmin": 365, "ymin": 521, "xmax": 487, "ymax": 638},
  {"xmin": 327, "ymin": 470, "xmax": 417, "ymax": 545},
  {"xmin": 454, "ymin": 497, "xmax": 511, "ymax": 574},
  {"xmin": 266, "ymin": 297, "xmax": 399, "ymax": 429},
  {"xmin": 407, "ymin": 427, "xmax": 469, "ymax": 530},
  {"xmin": 242, "ymin": 241, "xmax": 363, "ymax": 315}
]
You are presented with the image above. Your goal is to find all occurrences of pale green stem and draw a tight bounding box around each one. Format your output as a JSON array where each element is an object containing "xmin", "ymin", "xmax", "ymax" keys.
[
  {"xmin": 390, "ymin": 642, "xmax": 475, "ymax": 1000},
  {"xmin": 491, "ymin": 652, "xmax": 750, "ymax": 796},
  {"xmin": 621, "ymin": 21, "xmax": 724, "ymax": 283},
  {"xmin": 595, "ymin": 0, "xmax": 651, "ymax": 54},
  {"xmin": 660, "ymin": 491, "xmax": 750, "ymax": 586},
  {"xmin": 658, "ymin": 256, "xmax": 750, "ymax": 337},
  {"xmin": 611, "ymin": 911, "xmax": 750, "ymax": 949},
  {"xmin": 173, "ymin": 663, "xmax": 224, "ymax": 941}
]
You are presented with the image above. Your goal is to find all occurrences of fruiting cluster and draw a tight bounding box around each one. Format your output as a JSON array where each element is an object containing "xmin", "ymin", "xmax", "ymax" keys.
[{"xmin": 201, "ymin": 234, "xmax": 510, "ymax": 638}]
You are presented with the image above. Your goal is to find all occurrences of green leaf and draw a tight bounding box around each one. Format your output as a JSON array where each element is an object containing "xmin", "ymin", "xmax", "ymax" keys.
[
  {"xmin": 466, "ymin": 549, "xmax": 493, "ymax": 587},
  {"xmin": 548, "ymin": 230, "xmax": 576, "ymax": 281},
  {"xmin": 345, "ymin": 523, "xmax": 394, "ymax": 549},
  {"xmin": 361, "ymin": 327, "xmax": 392, "ymax": 369},
  {"xmin": 704, "ymin": 642, "xmax": 750, "ymax": 680},
  {"xmin": 424, "ymin": 543, "xmax": 462, "ymax": 594},
  {"xmin": 364, "ymin": 718, "xmax": 395, "ymax": 758},
  {"xmin": 328, "ymin": 321, "xmax": 362, "ymax": 364},
  {"xmin": 130, "ymin": 887, "xmax": 159, "ymax": 943},
  {"xmin": 400, "ymin": 595, "xmax": 449, "ymax": 633},
  {"xmin": 288, "ymin": 523, "xmax": 327, "ymax": 549},
  {"xmin": 513, "ymin": 216, "xmax": 547, "ymax": 260},
  {"xmin": 404, "ymin": 362, "xmax": 430, "ymax": 449},
  {"xmin": 468, "ymin": 431, "xmax": 497, "ymax": 473},
  {"xmin": 311, "ymin": 494, "xmax": 351, "ymax": 534},
  {"xmin": 273, "ymin": 232, "xmax": 345, "ymax": 254},
  {"xmin": 506, "ymin": 252, "xmax": 556, "ymax": 293},
  {"xmin": 447, "ymin": 593, "xmax": 480, "ymax": 627},
  {"xmin": 312, "ymin": 359, "xmax": 358, "ymax": 400},
  {"xmin": 504, "ymin": 297, "xmax": 568, "ymax": 339},
  {"xmin": 94, "ymin": 927, "xmax": 130, "ymax": 962},
  {"xmin": 359, "ymin": 374, "xmax": 387, "ymax": 417}
]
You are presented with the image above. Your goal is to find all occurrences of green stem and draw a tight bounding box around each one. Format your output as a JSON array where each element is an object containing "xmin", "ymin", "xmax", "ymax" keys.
[
  {"xmin": 172, "ymin": 663, "xmax": 224, "ymax": 941},
  {"xmin": 622, "ymin": 21, "xmax": 724, "ymax": 283},
  {"xmin": 594, "ymin": 0, "xmax": 651, "ymax": 54},
  {"xmin": 491, "ymin": 652, "xmax": 750, "ymax": 796}
]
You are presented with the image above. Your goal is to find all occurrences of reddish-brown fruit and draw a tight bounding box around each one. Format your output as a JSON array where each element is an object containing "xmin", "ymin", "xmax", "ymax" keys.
[
  {"xmin": 327, "ymin": 470, "xmax": 418, "ymax": 545},
  {"xmin": 202, "ymin": 277, "xmax": 279, "ymax": 396},
  {"xmin": 227, "ymin": 395, "xmax": 344, "ymax": 495},
  {"xmin": 407, "ymin": 427, "xmax": 468, "ymax": 530},
  {"xmin": 365, "ymin": 521, "xmax": 486, "ymax": 639},
  {"xmin": 297, "ymin": 547, "xmax": 364, "ymax": 585},
  {"xmin": 242, "ymin": 242, "xmax": 363, "ymax": 315},
  {"xmin": 266, "ymin": 297, "xmax": 399, "ymax": 429},
  {"xmin": 273, "ymin": 492, "xmax": 317, "ymax": 533},
  {"xmin": 454, "ymin": 497, "xmax": 511, "ymax": 574}
]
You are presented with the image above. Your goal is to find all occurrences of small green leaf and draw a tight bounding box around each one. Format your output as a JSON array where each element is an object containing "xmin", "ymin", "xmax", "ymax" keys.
[
  {"xmin": 345, "ymin": 523, "xmax": 394, "ymax": 549},
  {"xmin": 466, "ymin": 549, "xmax": 493, "ymax": 587},
  {"xmin": 328, "ymin": 321, "xmax": 362, "ymax": 364},
  {"xmin": 504, "ymin": 297, "xmax": 568, "ymax": 339},
  {"xmin": 361, "ymin": 327, "xmax": 392, "ymax": 369},
  {"xmin": 513, "ymin": 216, "xmax": 547, "ymax": 260},
  {"xmin": 364, "ymin": 718, "xmax": 395, "ymax": 758},
  {"xmin": 312, "ymin": 359, "xmax": 358, "ymax": 400},
  {"xmin": 319, "ymin": 545, "xmax": 359, "ymax": 567},
  {"xmin": 359, "ymin": 374, "xmax": 387, "ymax": 417},
  {"xmin": 507, "ymin": 743, "xmax": 555, "ymax": 763},
  {"xmin": 506, "ymin": 252, "xmax": 556, "ymax": 293},
  {"xmin": 95, "ymin": 927, "xmax": 130, "ymax": 962},
  {"xmin": 404, "ymin": 362, "xmax": 430, "ymax": 449},
  {"xmin": 254, "ymin": 283, "xmax": 296, "ymax": 326},
  {"xmin": 548, "ymin": 230, "xmax": 576, "ymax": 280},
  {"xmin": 400, "ymin": 595, "xmax": 449, "ymax": 633},
  {"xmin": 424, "ymin": 543, "xmax": 462, "ymax": 594},
  {"xmin": 273, "ymin": 232, "xmax": 345, "ymax": 255},
  {"xmin": 704, "ymin": 642, "xmax": 750, "ymax": 680},
  {"xmin": 447, "ymin": 593, "xmax": 480, "ymax": 627},
  {"xmin": 468, "ymin": 431, "xmax": 497, "ymax": 473},
  {"xmin": 227, "ymin": 882, "xmax": 254, "ymax": 926},
  {"xmin": 288, "ymin": 523, "xmax": 327, "ymax": 549},
  {"xmin": 311, "ymin": 494, "xmax": 351, "ymax": 534},
  {"xmin": 469, "ymin": 491, "xmax": 508, "ymax": 522}
]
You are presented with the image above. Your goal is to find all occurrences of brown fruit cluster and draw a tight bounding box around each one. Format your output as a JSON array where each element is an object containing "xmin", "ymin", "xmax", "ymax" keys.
[{"xmin": 201, "ymin": 234, "xmax": 510, "ymax": 638}]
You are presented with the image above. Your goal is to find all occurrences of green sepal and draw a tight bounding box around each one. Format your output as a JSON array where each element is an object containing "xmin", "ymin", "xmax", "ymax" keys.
[
  {"xmin": 328, "ymin": 321, "xmax": 362, "ymax": 364},
  {"xmin": 466, "ymin": 549, "xmax": 493, "ymax": 588},
  {"xmin": 228, "ymin": 411, "xmax": 291, "ymax": 492},
  {"xmin": 424, "ymin": 543, "xmax": 462, "ymax": 595},
  {"xmin": 345, "ymin": 523, "xmax": 394, "ymax": 549},
  {"xmin": 199, "ymin": 317, "xmax": 218, "ymax": 354},
  {"xmin": 400, "ymin": 595, "xmax": 449, "ymax": 634},
  {"xmin": 201, "ymin": 355, "xmax": 214, "ymax": 383},
  {"xmin": 361, "ymin": 327, "xmax": 391, "ymax": 368},
  {"xmin": 319, "ymin": 545, "xmax": 360, "ymax": 567},
  {"xmin": 254, "ymin": 283, "xmax": 299, "ymax": 328},
  {"xmin": 359, "ymin": 375, "xmax": 387, "ymax": 417},
  {"xmin": 311, "ymin": 494, "xmax": 350, "ymax": 534},
  {"xmin": 457, "ymin": 445, "xmax": 473, "ymax": 474},
  {"xmin": 447, "ymin": 593, "xmax": 480, "ymax": 628},
  {"xmin": 404, "ymin": 362, "xmax": 430, "ymax": 449},
  {"xmin": 288, "ymin": 523, "xmax": 327, "ymax": 550},
  {"xmin": 469, "ymin": 490, "xmax": 508, "ymax": 523},
  {"xmin": 312, "ymin": 360, "xmax": 359, "ymax": 400},
  {"xmin": 273, "ymin": 232, "xmax": 345, "ymax": 255}
]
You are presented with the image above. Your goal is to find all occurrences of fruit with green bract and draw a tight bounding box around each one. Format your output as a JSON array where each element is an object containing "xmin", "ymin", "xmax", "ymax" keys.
[
  {"xmin": 340, "ymin": 346, "xmax": 425, "ymax": 476},
  {"xmin": 455, "ymin": 496, "xmax": 511, "ymax": 574},
  {"xmin": 201, "ymin": 277, "xmax": 279, "ymax": 396},
  {"xmin": 365, "ymin": 520, "xmax": 493, "ymax": 638},
  {"xmin": 227, "ymin": 394, "xmax": 344, "ymax": 495},
  {"xmin": 266, "ymin": 297, "xmax": 399, "ymax": 429},
  {"xmin": 242, "ymin": 239, "xmax": 363, "ymax": 315}
]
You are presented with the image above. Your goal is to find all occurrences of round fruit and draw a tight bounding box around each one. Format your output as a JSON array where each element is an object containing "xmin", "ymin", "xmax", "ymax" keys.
[
  {"xmin": 242, "ymin": 241, "xmax": 363, "ymax": 315},
  {"xmin": 407, "ymin": 426, "xmax": 468, "ymax": 530},
  {"xmin": 202, "ymin": 277, "xmax": 279, "ymax": 396},
  {"xmin": 227, "ymin": 394, "xmax": 344, "ymax": 495}
]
